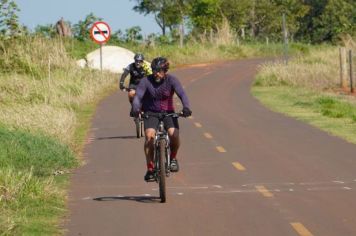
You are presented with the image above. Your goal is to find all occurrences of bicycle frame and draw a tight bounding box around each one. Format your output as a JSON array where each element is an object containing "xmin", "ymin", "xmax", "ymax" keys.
[{"xmin": 153, "ymin": 120, "xmax": 171, "ymax": 179}]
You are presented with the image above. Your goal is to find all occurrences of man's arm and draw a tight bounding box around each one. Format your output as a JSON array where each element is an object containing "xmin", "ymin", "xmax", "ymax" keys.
[
  {"xmin": 119, "ymin": 66, "xmax": 130, "ymax": 90},
  {"xmin": 171, "ymin": 75, "xmax": 190, "ymax": 109},
  {"xmin": 132, "ymin": 78, "xmax": 147, "ymax": 113}
]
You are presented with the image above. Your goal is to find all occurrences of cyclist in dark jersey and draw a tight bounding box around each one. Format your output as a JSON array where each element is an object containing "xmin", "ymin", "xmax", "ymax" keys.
[
  {"xmin": 132, "ymin": 57, "xmax": 192, "ymax": 182},
  {"xmin": 119, "ymin": 53, "xmax": 152, "ymax": 115}
]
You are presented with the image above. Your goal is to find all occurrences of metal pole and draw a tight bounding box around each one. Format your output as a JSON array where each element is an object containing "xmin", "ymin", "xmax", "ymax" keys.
[
  {"xmin": 350, "ymin": 50, "xmax": 354, "ymax": 93},
  {"xmin": 282, "ymin": 13, "xmax": 289, "ymax": 65},
  {"xmin": 100, "ymin": 43, "xmax": 103, "ymax": 72}
]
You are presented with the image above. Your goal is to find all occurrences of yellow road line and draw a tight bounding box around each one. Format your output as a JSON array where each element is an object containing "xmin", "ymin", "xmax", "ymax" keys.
[
  {"xmin": 188, "ymin": 116, "xmax": 194, "ymax": 120},
  {"xmin": 255, "ymin": 185, "xmax": 274, "ymax": 198},
  {"xmin": 204, "ymin": 132, "xmax": 213, "ymax": 139},
  {"xmin": 194, "ymin": 122, "xmax": 202, "ymax": 128},
  {"xmin": 232, "ymin": 162, "xmax": 246, "ymax": 171},
  {"xmin": 290, "ymin": 223, "xmax": 314, "ymax": 236},
  {"xmin": 216, "ymin": 146, "xmax": 226, "ymax": 153}
]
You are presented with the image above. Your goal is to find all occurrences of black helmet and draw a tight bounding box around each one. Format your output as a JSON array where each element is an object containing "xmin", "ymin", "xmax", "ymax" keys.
[
  {"xmin": 151, "ymin": 57, "xmax": 169, "ymax": 73},
  {"xmin": 134, "ymin": 53, "xmax": 144, "ymax": 62}
]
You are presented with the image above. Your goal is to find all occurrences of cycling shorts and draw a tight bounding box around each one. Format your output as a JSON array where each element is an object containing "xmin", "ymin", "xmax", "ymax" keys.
[{"xmin": 143, "ymin": 112, "xmax": 179, "ymax": 130}]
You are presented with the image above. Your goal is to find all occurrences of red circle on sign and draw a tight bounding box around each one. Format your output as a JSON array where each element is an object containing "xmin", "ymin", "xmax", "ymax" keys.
[{"xmin": 90, "ymin": 21, "xmax": 111, "ymax": 44}]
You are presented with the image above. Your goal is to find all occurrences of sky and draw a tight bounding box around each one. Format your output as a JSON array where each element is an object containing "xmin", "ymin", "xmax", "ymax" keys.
[{"xmin": 15, "ymin": 0, "xmax": 161, "ymax": 36}]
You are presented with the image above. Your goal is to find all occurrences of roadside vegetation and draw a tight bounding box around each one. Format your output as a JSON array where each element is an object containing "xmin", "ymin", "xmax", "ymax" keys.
[
  {"xmin": 252, "ymin": 42, "xmax": 356, "ymax": 144},
  {"xmin": 0, "ymin": 37, "xmax": 118, "ymax": 235},
  {"xmin": 0, "ymin": 0, "xmax": 355, "ymax": 235}
]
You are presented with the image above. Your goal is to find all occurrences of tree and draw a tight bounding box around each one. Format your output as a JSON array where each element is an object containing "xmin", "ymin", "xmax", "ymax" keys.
[
  {"xmin": 312, "ymin": 0, "xmax": 355, "ymax": 42},
  {"xmin": 188, "ymin": 0, "xmax": 222, "ymax": 33},
  {"xmin": 133, "ymin": 0, "xmax": 183, "ymax": 36},
  {"xmin": 125, "ymin": 26, "xmax": 142, "ymax": 42},
  {"xmin": 73, "ymin": 13, "xmax": 102, "ymax": 41},
  {"xmin": 220, "ymin": 0, "xmax": 251, "ymax": 37},
  {"xmin": 34, "ymin": 24, "xmax": 57, "ymax": 38},
  {"xmin": 110, "ymin": 29, "xmax": 125, "ymax": 43},
  {"xmin": 0, "ymin": 0, "xmax": 21, "ymax": 36}
]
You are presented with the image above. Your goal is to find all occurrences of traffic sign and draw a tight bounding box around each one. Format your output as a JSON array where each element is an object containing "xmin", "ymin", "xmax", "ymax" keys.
[{"xmin": 90, "ymin": 21, "xmax": 111, "ymax": 44}]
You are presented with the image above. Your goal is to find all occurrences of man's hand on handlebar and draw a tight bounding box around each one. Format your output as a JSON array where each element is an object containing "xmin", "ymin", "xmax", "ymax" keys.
[
  {"xmin": 130, "ymin": 110, "xmax": 140, "ymax": 118},
  {"xmin": 119, "ymin": 83, "xmax": 126, "ymax": 91},
  {"xmin": 181, "ymin": 107, "xmax": 192, "ymax": 117}
]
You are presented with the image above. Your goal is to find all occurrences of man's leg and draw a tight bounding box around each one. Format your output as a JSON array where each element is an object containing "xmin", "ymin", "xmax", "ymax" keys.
[
  {"xmin": 144, "ymin": 128, "xmax": 156, "ymax": 169},
  {"xmin": 168, "ymin": 128, "xmax": 180, "ymax": 172},
  {"xmin": 144, "ymin": 128, "xmax": 156, "ymax": 181},
  {"xmin": 128, "ymin": 89, "xmax": 136, "ymax": 116},
  {"xmin": 128, "ymin": 89, "xmax": 136, "ymax": 103},
  {"xmin": 168, "ymin": 128, "xmax": 180, "ymax": 157}
]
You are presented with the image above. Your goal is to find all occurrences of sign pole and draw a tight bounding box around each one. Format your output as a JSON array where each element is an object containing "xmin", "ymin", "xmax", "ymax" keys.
[
  {"xmin": 100, "ymin": 43, "xmax": 103, "ymax": 72},
  {"xmin": 90, "ymin": 21, "xmax": 111, "ymax": 73}
]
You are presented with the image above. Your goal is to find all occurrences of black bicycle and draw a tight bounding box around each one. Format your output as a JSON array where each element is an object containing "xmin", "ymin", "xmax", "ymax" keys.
[
  {"xmin": 134, "ymin": 113, "xmax": 144, "ymax": 138},
  {"xmin": 144, "ymin": 112, "xmax": 182, "ymax": 203},
  {"xmin": 122, "ymin": 86, "xmax": 144, "ymax": 139}
]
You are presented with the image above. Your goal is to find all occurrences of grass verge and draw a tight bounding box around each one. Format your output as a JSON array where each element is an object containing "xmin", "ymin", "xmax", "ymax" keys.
[
  {"xmin": 252, "ymin": 86, "xmax": 356, "ymax": 144},
  {"xmin": 0, "ymin": 36, "xmax": 118, "ymax": 235},
  {"xmin": 0, "ymin": 126, "xmax": 77, "ymax": 235},
  {"xmin": 252, "ymin": 44, "xmax": 356, "ymax": 144}
]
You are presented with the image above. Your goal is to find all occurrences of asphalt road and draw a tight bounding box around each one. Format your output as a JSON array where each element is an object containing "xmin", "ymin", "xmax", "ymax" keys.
[{"xmin": 65, "ymin": 59, "xmax": 356, "ymax": 236}]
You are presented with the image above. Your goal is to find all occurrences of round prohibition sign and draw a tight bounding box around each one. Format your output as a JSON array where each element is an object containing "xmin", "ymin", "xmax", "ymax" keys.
[{"xmin": 90, "ymin": 21, "xmax": 111, "ymax": 44}]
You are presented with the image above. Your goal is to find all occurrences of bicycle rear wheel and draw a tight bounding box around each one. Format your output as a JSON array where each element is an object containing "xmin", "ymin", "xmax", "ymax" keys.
[{"xmin": 158, "ymin": 139, "xmax": 167, "ymax": 203}]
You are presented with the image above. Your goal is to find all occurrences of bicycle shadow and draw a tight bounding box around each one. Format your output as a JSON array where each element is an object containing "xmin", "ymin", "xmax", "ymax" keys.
[
  {"xmin": 93, "ymin": 195, "xmax": 160, "ymax": 203},
  {"xmin": 96, "ymin": 135, "xmax": 138, "ymax": 140}
]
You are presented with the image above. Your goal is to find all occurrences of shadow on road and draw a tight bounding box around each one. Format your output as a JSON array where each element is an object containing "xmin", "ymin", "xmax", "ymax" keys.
[
  {"xmin": 93, "ymin": 196, "xmax": 160, "ymax": 203},
  {"xmin": 96, "ymin": 135, "xmax": 138, "ymax": 140}
]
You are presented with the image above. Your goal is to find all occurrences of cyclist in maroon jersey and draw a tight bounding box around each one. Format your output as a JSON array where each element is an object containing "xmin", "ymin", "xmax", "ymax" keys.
[{"xmin": 132, "ymin": 57, "xmax": 192, "ymax": 182}]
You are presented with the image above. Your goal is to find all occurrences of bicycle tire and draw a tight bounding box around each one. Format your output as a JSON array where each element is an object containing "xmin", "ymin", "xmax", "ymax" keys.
[
  {"xmin": 140, "ymin": 120, "xmax": 144, "ymax": 137},
  {"xmin": 135, "ymin": 119, "xmax": 140, "ymax": 138},
  {"xmin": 158, "ymin": 139, "xmax": 167, "ymax": 203}
]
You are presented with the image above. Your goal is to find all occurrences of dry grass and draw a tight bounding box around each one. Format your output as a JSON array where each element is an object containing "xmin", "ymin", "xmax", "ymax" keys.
[
  {"xmin": 255, "ymin": 39, "xmax": 356, "ymax": 92},
  {"xmin": 255, "ymin": 47, "xmax": 340, "ymax": 89},
  {"xmin": 0, "ymin": 37, "xmax": 117, "ymax": 144},
  {"xmin": 0, "ymin": 167, "xmax": 63, "ymax": 235}
]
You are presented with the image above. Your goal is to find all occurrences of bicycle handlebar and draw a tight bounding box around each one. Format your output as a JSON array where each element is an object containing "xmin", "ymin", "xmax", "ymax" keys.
[{"xmin": 142, "ymin": 112, "xmax": 184, "ymax": 119}]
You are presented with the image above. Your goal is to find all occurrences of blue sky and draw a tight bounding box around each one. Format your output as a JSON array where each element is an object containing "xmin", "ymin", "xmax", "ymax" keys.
[{"xmin": 16, "ymin": 0, "xmax": 161, "ymax": 36}]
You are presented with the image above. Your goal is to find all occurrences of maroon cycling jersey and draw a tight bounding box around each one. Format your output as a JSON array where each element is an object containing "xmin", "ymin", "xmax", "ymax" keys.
[{"xmin": 132, "ymin": 74, "xmax": 190, "ymax": 113}]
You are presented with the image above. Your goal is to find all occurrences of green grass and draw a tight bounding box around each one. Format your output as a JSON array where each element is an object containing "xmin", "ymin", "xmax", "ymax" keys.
[
  {"xmin": 252, "ymin": 86, "xmax": 356, "ymax": 144},
  {"xmin": 252, "ymin": 44, "xmax": 356, "ymax": 144},
  {"xmin": 0, "ymin": 127, "xmax": 77, "ymax": 177},
  {"xmin": 0, "ymin": 36, "xmax": 118, "ymax": 235},
  {"xmin": 0, "ymin": 126, "xmax": 78, "ymax": 235},
  {"xmin": 0, "ymin": 35, "xmax": 316, "ymax": 235}
]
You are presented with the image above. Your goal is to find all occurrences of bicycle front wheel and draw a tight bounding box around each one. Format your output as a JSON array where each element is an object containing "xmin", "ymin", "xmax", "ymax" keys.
[
  {"xmin": 140, "ymin": 120, "xmax": 144, "ymax": 137},
  {"xmin": 158, "ymin": 139, "xmax": 167, "ymax": 203},
  {"xmin": 135, "ymin": 119, "xmax": 141, "ymax": 138}
]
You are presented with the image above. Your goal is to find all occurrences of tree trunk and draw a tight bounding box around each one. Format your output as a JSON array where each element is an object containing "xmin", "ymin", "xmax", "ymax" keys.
[{"xmin": 249, "ymin": 0, "xmax": 256, "ymax": 38}]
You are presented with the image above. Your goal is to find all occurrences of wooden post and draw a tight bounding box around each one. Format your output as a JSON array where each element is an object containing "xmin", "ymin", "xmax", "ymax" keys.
[
  {"xmin": 179, "ymin": 22, "xmax": 184, "ymax": 48},
  {"xmin": 339, "ymin": 47, "xmax": 348, "ymax": 88},
  {"xmin": 350, "ymin": 50, "xmax": 354, "ymax": 93},
  {"xmin": 282, "ymin": 13, "xmax": 289, "ymax": 65}
]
